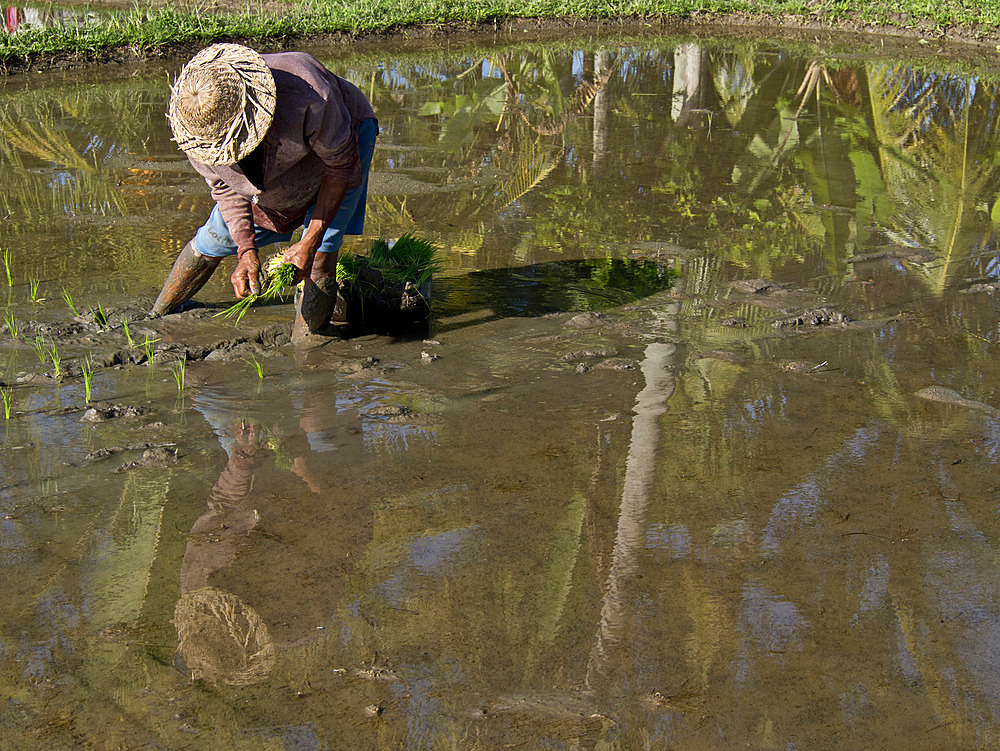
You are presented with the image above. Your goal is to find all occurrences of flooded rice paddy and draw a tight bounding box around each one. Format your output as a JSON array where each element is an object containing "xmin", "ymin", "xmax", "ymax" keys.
[{"xmin": 2, "ymin": 29, "xmax": 1000, "ymax": 750}]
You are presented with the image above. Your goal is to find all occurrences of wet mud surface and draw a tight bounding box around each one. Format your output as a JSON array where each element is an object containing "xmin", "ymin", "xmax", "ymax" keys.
[{"xmin": 3, "ymin": 28, "xmax": 1000, "ymax": 750}]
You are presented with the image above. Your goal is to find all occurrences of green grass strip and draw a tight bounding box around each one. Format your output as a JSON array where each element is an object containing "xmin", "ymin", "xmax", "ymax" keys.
[{"xmin": 4, "ymin": 0, "xmax": 1000, "ymax": 66}]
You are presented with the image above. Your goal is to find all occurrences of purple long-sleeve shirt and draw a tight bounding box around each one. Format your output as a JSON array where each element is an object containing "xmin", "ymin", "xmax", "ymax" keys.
[{"xmin": 188, "ymin": 51, "xmax": 376, "ymax": 255}]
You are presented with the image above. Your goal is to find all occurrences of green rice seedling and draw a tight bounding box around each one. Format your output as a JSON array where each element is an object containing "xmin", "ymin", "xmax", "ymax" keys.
[
  {"xmin": 61, "ymin": 287, "xmax": 79, "ymax": 317},
  {"xmin": 335, "ymin": 251, "xmax": 367, "ymax": 290},
  {"xmin": 2, "ymin": 308, "xmax": 18, "ymax": 340},
  {"xmin": 46, "ymin": 340, "xmax": 62, "ymax": 378},
  {"xmin": 120, "ymin": 317, "xmax": 134, "ymax": 347},
  {"xmin": 28, "ymin": 278, "xmax": 39, "ymax": 302},
  {"xmin": 215, "ymin": 254, "xmax": 297, "ymax": 323},
  {"xmin": 28, "ymin": 335, "xmax": 47, "ymax": 362},
  {"xmin": 170, "ymin": 356, "xmax": 186, "ymax": 393},
  {"xmin": 338, "ymin": 234, "xmax": 441, "ymax": 300},
  {"xmin": 80, "ymin": 355, "xmax": 94, "ymax": 403},
  {"xmin": 91, "ymin": 304, "xmax": 109, "ymax": 330},
  {"xmin": 1, "ymin": 387, "xmax": 12, "ymax": 420},
  {"xmin": 1, "ymin": 249, "xmax": 11, "ymax": 288},
  {"xmin": 141, "ymin": 335, "xmax": 160, "ymax": 364},
  {"xmin": 248, "ymin": 356, "xmax": 264, "ymax": 381},
  {"xmin": 369, "ymin": 234, "xmax": 441, "ymax": 288}
]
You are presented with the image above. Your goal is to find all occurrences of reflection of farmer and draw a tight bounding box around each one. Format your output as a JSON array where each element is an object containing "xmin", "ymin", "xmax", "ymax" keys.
[
  {"xmin": 174, "ymin": 415, "xmax": 366, "ymax": 685},
  {"xmin": 151, "ymin": 43, "xmax": 377, "ymax": 342},
  {"xmin": 174, "ymin": 421, "xmax": 275, "ymax": 685}
]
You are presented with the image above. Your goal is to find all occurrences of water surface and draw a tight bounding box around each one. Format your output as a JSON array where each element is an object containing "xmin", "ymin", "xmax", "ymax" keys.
[{"xmin": 1, "ymin": 31, "xmax": 999, "ymax": 750}]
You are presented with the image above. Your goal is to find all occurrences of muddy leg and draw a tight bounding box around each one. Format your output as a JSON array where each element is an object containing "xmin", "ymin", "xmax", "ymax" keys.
[
  {"xmin": 151, "ymin": 240, "xmax": 221, "ymax": 317},
  {"xmin": 292, "ymin": 252, "xmax": 339, "ymax": 343}
]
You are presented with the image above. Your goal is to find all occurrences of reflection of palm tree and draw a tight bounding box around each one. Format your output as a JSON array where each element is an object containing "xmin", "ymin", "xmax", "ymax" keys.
[
  {"xmin": 370, "ymin": 49, "xmax": 616, "ymax": 235},
  {"xmin": 593, "ymin": 50, "xmax": 611, "ymax": 164},
  {"xmin": 863, "ymin": 65, "xmax": 1000, "ymax": 292},
  {"xmin": 711, "ymin": 49, "xmax": 758, "ymax": 127},
  {"xmin": 499, "ymin": 50, "xmax": 615, "ymax": 137},
  {"xmin": 584, "ymin": 299, "xmax": 681, "ymax": 691}
]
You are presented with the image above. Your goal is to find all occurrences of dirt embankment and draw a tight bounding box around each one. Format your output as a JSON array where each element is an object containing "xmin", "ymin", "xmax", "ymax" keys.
[{"xmin": 3, "ymin": 8, "xmax": 1000, "ymax": 76}]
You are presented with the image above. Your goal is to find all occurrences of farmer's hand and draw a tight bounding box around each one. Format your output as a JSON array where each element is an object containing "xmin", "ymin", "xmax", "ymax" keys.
[
  {"xmin": 230, "ymin": 420, "xmax": 265, "ymax": 456},
  {"xmin": 283, "ymin": 238, "xmax": 318, "ymax": 285},
  {"xmin": 231, "ymin": 249, "xmax": 262, "ymax": 299}
]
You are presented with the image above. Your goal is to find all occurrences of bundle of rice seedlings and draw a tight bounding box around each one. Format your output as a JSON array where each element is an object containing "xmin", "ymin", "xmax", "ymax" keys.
[
  {"xmin": 215, "ymin": 254, "xmax": 298, "ymax": 323},
  {"xmin": 334, "ymin": 234, "xmax": 441, "ymax": 327},
  {"xmin": 337, "ymin": 233, "xmax": 440, "ymax": 301}
]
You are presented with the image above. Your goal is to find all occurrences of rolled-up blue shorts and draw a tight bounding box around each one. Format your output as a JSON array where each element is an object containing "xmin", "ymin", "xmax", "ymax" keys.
[{"xmin": 194, "ymin": 117, "xmax": 378, "ymax": 258}]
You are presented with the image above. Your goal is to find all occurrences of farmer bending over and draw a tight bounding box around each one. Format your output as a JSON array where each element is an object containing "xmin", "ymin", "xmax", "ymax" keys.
[{"xmin": 151, "ymin": 43, "xmax": 377, "ymax": 341}]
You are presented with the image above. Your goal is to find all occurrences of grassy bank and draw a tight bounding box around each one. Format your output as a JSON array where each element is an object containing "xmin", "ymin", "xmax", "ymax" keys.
[{"xmin": 2, "ymin": 0, "xmax": 1000, "ymax": 71}]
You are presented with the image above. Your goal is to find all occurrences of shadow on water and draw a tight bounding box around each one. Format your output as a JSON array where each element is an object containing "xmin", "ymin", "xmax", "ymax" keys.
[{"xmin": 433, "ymin": 258, "xmax": 679, "ymax": 322}]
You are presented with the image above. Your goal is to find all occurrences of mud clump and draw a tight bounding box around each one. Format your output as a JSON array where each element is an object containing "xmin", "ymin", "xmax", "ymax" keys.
[
  {"xmin": 79, "ymin": 442, "xmax": 157, "ymax": 464},
  {"xmin": 364, "ymin": 405, "xmax": 412, "ymax": 420},
  {"xmin": 961, "ymin": 282, "xmax": 1000, "ymax": 295},
  {"xmin": 593, "ymin": 358, "xmax": 636, "ymax": 371},
  {"xmin": 848, "ymin": 246, "xmax": 936, "ymax": 265},
  {"xmin": 561, "ymin": 348, "xmax": 617, "ymax": 362},
  {"xmin": 566, "ymin": 312, "xmax": 608, "ymax": 329},
  {"xmin": 99, "ymin": 348, "xmax": 150, "ymax": 368},
  {"xmin": 729, "ymin": 279, "xmax": 788, "ymax": 295},
  {"xmin": 773, "ymin": 307, "xmax": 851, "ymax": 328},
  {"xmin": 115, "ymin": 446, "xmax": 178, "ymax": 472},
  {"xmin": 81, "ymin": 403, "xmax": 152, "ymax": 423},
  {"xmin": 915, "ymin": 386, "xmax": 1000, "ymax": 418},
  {"xmin": 16, "ymin": 372, "xmax": 61, "ymax": 384}
]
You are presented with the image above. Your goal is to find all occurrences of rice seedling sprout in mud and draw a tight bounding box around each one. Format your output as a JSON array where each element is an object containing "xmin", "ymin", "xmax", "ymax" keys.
[
  {"xmin": 80, "ymin": 355, "xmax": 94, "ymax": 403},
  {"xmin": 28, "ymin": 335, "xmax": 46, "ymax": 362},
  {"xmin": 120, "ymin": 317, "xmax": 134, "ymax": 347},
  {"xmin": 61, "ymin": 287, "xmax": 78, "ymax": 317},
  {"xmin": 142, "ymin": 335, "xmax": 160, "ymax": 364},
  {"xmin": 91, "ymin": 304, "xmax": 109, "ymax": 330},
  {"xmin": 2, "ymin": 308, "xmax": 18, "ymax": 340},
  {"xmin": 1, "ymin": 249, "xmax": 12, "ymax": 288},
  {"xmin": 216, "ymin": 255, "xmax": 297, "ymax": 324},
  {"xmin": 28, "ymin": 278, "xmax": 39, "ymax": 302},
  {"xmin": 46, "ymin": 340, "xmax": 62, "ymax": 378},
  {"xmin": 249, "ymin": 356, "xmax": 264, "ymax": 381},
  {"xmin": 170, "ymin": 356, "xmax": 186, "ymax": 393},
  {"xmin": 1, "ymin": 387, "xmax": 12, "ymax": 420}
]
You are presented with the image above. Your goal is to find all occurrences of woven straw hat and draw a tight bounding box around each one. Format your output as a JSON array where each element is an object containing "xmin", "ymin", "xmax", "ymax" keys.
[{"xmin": 167, "ymin": 43, "xmax": 276, "ymax": 166}]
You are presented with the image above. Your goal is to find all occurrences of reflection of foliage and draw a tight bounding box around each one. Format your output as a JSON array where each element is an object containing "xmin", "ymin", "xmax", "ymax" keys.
[
  {"xmin": 0, "ymin": 76, "xmax": 180, "ymax": 292},
  {"xmin": 862, "ymin": 64, "xmax": 1000, "ymax": 292},
  {"xmin": 497, "ymin": 131, "xmax": 563, "ymax": 210}
]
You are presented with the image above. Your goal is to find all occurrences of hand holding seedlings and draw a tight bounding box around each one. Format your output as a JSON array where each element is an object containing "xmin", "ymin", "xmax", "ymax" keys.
[{"xmin": 215, "ymin": 254, "xmax": 297, "ymax": 323}]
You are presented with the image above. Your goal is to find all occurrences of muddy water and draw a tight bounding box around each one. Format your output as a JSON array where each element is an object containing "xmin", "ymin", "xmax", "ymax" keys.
[{"xmin": 2, "ymin": 32, "xmax": 1000, "ymax": 750}]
